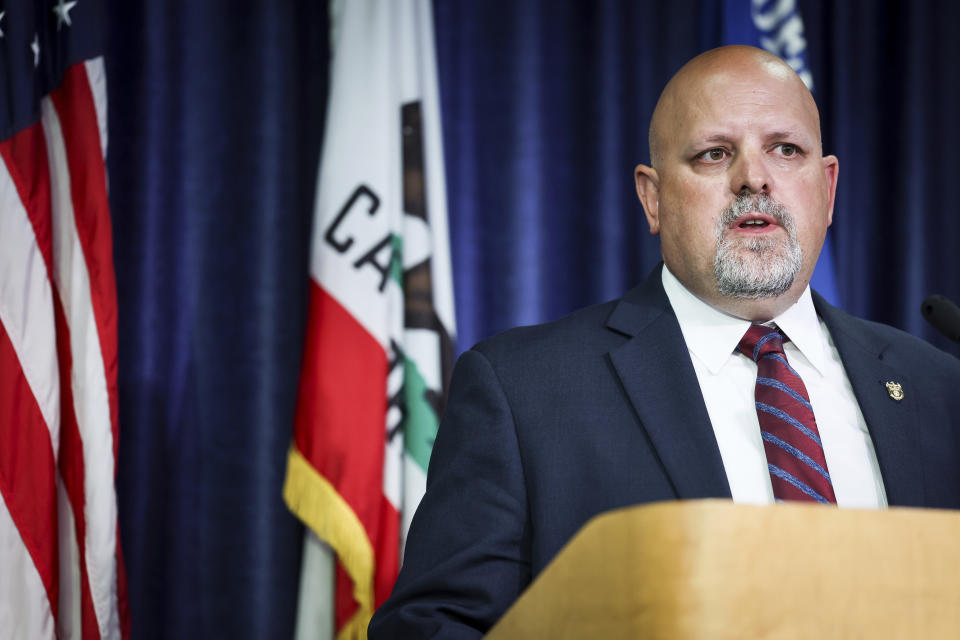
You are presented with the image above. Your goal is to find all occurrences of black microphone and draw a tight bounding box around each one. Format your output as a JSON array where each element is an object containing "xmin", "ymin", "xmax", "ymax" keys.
[{"xmin": 921, "ymin": 295, "xmax": 960, "ymax": 343}]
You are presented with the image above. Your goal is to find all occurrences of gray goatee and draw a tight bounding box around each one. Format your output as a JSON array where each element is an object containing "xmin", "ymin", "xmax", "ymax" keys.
[{"xmin": 714, "ymin": 194, "xmax": 802, "ymax": 299}]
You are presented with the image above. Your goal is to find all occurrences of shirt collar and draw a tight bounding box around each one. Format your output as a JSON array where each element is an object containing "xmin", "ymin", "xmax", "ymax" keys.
[{"xmin": 661, "ymin": 264, "xmax": 828, "ymax": 376}]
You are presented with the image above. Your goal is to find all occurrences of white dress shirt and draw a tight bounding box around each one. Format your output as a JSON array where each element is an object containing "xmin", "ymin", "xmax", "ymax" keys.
[{"xmin": 661, "ymin": 266, "xmax": 888, "ymax": 508}]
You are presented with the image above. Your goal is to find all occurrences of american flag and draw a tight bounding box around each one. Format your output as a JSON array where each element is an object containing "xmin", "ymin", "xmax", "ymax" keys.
[{"xmin": 0, "ymin": 1, "xmax": 128, "ymax": 638}]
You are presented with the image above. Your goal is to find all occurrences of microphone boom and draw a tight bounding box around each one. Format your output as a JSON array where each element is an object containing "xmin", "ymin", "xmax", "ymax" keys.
[{"xmin": 921, "ymin": 294, "xmax": 960, "ymax": 343}]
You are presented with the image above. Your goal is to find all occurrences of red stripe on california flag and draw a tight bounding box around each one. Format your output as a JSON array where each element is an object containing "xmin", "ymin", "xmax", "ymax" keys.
[
  {"xmin": 50, "ymin": 64, "xmax": 120, "ymax": 454},
  {"xmin": 373, "ymin": 493, "xmax": 399, "ymax": 608},
  {"xmin": 294, "ymin": 281, "xmax": 395, "ymax": 628},
  {"xmin": 2, "ymin": 110, "xmax": 103, "ymax": 640},
  {"xmin": 294, "ymin": 282, "xmax": 387, "ymax": 528},
  {"xmin": 0, "ymin": 320, "xmax": 59, "ymax": 619}
]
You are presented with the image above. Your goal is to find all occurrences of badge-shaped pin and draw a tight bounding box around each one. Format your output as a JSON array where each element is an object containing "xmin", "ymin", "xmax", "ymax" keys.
[{"xmin": 885, "ymin": 381, "xmax": 904, "ymax": 402}]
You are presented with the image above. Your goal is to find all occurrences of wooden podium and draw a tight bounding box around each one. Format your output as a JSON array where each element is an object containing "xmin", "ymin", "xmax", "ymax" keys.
[{"xmin": 486, "ymin": 500, "xmax": 960, "ymax": 638}]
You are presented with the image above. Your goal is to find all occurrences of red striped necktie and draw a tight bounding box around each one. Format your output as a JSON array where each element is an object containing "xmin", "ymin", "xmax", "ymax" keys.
[{"xmin": 738, "ymin": 325, "xmax": 837, "ymax": 504}]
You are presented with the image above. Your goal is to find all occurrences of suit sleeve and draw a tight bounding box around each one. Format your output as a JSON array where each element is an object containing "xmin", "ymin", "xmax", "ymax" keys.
[{"xmin": 368, "ymin": 348, "xmax": 532, "ymax": 639}]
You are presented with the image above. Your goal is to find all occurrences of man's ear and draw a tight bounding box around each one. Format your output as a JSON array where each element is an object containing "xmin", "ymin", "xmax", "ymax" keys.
[
  {"xmin": 822, "ymin": 155, "xmax": 839, "ymax": 226},
  {"xmin": 635, "ymin": 164, "xmax": 662, "ymax": 235}
]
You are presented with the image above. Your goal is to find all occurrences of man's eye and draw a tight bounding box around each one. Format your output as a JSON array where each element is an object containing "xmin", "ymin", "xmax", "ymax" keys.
[
  {"xmin": 700, "ymin": 148, "xmax": 727, "ymax": 162},
  {"xmin": 778, "ymin": 143, "xmax": 799, "ymax": 157}
]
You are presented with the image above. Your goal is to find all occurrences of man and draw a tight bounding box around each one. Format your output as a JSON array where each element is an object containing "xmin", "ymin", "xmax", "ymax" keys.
[{"xmin": 369, "ymin": 45, "xmax": 960, "ymax": 637}]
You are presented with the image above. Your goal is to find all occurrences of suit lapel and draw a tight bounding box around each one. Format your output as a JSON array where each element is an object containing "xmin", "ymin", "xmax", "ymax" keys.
[
  {"xmin": 815, "ymin": 295, "xmax": 924, "ymax": 506},
  {"xmin": 604, "ymin": 276, "xmax": 923, "ymax": 505},
  {"xmin": 606, "ymin": 269, "xmax": 731, "ymax": 499}
]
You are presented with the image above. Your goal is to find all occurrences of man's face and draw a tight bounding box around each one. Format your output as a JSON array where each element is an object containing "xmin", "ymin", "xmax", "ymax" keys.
[{"xmin": 636, "ymin": 53, "xmax": 838, "ymax": 317}]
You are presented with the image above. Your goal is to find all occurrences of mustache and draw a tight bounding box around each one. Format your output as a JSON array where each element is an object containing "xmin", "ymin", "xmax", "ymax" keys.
[{"xmin": 718, "ymin": 193, "xmax": 795, "ymax": 232}]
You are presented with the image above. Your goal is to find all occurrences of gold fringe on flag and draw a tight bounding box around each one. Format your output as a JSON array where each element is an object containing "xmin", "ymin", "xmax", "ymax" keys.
[{"xmin": 283, "ymin": 447, "xmax": 374, "ymax": 639}]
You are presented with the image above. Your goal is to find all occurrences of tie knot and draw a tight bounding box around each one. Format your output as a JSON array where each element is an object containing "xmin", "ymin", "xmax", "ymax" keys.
[{"xmin": 738, "ymin": 325, "xmax": 785, "ymax": 362}]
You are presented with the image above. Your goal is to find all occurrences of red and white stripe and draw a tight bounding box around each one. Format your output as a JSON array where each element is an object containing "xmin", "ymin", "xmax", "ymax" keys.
[{"xmin": 0, "ymin": 58, "xmax": 128, "ymax": 640}]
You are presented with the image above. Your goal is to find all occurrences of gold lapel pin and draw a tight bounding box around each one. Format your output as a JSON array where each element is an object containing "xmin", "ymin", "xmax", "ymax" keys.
[{"xmin": 885, "ymin": 381, "xmax": 904, "ymax": 402}]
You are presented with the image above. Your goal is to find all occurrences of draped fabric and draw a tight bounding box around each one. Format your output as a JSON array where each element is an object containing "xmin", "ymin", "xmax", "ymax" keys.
[
  {"xmin": 105, "ymin": 1, "xmax": 960, "ymax": 637},
  {"xmin": 105, "ymin": 1, "xmax": 328, "ymax": 637},
  {"xmin": 803, "ymin": 1, "xmax": 960, "ymax": 353}
]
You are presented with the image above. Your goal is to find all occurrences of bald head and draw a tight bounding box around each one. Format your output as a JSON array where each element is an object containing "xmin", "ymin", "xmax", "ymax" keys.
[
  {"xmin": 633, "ymin": 44, "xmax": 839, "ymax": 321},
  {"xmin": 649, "ymin": 46, "xmax": 821, "ymax": 168}
]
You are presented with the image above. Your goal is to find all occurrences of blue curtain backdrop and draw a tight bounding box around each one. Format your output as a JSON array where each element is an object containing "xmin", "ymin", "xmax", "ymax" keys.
[
  {"xmin": 105, "ymin": 1, "xmax": 328, "ymax": 637},
  {"xmin": 105, "ymin": 1, "xmax": 960, "ymax": 637}
]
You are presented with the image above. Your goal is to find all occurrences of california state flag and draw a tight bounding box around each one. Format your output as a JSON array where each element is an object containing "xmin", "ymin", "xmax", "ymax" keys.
[{"xmin": 283, "ymin": 0, "xmax": 456, "ymax": 638}]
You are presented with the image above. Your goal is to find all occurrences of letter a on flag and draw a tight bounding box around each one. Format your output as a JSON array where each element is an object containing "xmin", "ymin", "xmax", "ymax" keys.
[{"xmin": 283, "ymin": 0, "xmax": 456, "ymax": 638}]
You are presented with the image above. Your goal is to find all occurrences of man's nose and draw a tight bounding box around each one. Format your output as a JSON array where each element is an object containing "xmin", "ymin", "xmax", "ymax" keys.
[{"xmin": 730, "ymin": 150, "xmax": 771, "ymax": 195}]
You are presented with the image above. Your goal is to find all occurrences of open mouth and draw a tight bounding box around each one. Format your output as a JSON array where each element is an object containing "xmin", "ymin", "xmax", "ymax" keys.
[{"xmin": 731, "ymin": 213, "xmax": 779, "ymax": 231}]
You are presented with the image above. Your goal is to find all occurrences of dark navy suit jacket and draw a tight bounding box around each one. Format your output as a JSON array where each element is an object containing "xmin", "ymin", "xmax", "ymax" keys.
[{"xmin": 369, "ymin": 266, "xmax": 960, "ymax": 638}]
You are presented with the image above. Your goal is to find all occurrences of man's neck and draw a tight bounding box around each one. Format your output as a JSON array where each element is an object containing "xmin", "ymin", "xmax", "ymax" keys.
[
  {"xmin": 706, "ymin": 294, "xmax": 803, "ymax": 323},
  {"xmin": 662, "ymin": 263, "xmax": 809, "ymax": 323}
]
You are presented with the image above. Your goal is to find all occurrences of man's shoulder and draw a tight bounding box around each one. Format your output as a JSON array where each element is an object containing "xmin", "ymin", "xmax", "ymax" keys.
[
  {"xmin": 471, "ymin": 297, "xmax": 624, "ymax": 364},
  {"xmin": 470, "ymin": 266, "xmax": 672, "ymax": 366},
  {"xmin": 817, "ymin": 296, "xmax": 960, "ymax": 373}
]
